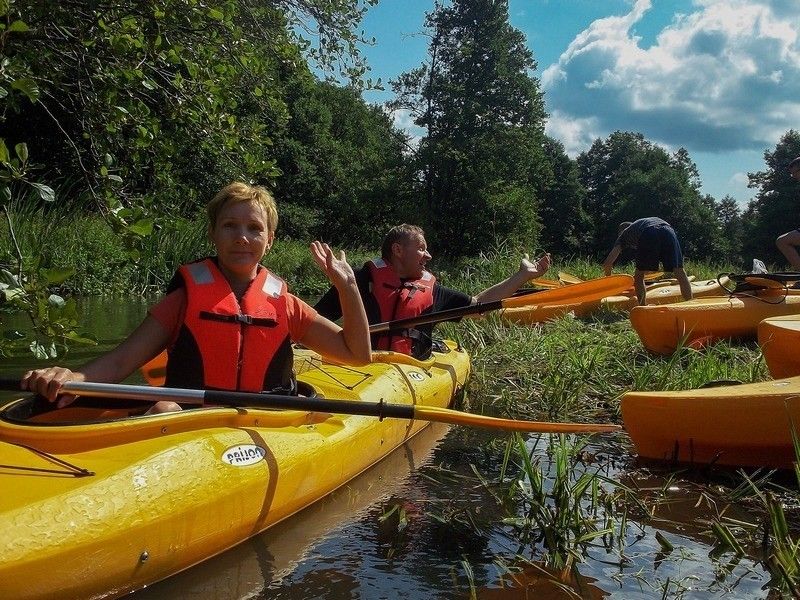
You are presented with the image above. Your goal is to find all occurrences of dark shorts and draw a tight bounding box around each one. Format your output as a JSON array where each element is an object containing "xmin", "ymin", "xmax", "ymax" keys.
[{"xmin": 635, "ymin": 225, "xmax": 683, "ymax": 271}]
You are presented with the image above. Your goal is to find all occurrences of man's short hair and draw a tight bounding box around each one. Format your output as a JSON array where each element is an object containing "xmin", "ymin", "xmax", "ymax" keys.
[
  {"xmin": 381, "ymin": 224, "xmax": 425, "ymax": 260},
  {"xmin": 788, "ymin": 156, "xmax": 800, "ymax": 172}
]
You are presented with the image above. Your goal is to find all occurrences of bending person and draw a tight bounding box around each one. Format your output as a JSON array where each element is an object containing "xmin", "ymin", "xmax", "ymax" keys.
[
  {"xmin": 775, "ymin": 156, "xmax": 800, "ymax": 271},
  {"xmin": 314, "ymin": 224, "xmax": 550, "ymax": 360},
  {"xmin": 602, "ymin": 217, "xmax": 692, "ymax": 306},
  {"xmin": 21, "ymin": 182, "xmax": 371, "ymax": 413}
]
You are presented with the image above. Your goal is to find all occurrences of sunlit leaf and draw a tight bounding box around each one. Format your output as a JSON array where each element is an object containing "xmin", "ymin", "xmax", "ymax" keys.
[
  {"xmin": 43, "ymin": 267, "xmax": 75, "ymax": 285},
  {"xmin": 8, "ymin": 20, "xmax": 29, "ymax": 33},
  {"xmin": 31, "ymin": 182, "xmax": 55, "ymax": 202},
  {"xmin": 47, "ymin": 294, "xmax": 66, "ymax": 308},
  {"xmin": 128, "ymin": 218, "xmax": 154, "ymax": 236},
  {"xmin": 15, "ymin": 142, "xmax": 28, "ymax": 163},
  {"xmin": 11, "ymin": 78, "xmax": 40, "ymax": 102}
]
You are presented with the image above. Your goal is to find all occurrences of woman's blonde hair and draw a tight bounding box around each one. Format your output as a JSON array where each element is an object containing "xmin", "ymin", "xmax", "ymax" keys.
[{"xmin": 207, "ymin": 182, "xmax": 278, "ymax": 232}]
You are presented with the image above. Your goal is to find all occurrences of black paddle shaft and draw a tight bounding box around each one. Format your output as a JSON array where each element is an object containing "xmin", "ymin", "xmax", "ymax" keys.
[{"xmin": 0, "ymin": 377, "xmax": 416, "ymax": 420}]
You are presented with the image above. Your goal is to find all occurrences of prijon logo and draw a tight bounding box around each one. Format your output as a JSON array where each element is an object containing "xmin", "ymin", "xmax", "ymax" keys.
[
  {"xmin": 222, "ymin": 444, "xmax": 267, "ymax": 466},
  {"xmin": 407, "ymin": 371, "xmax": 425, "ymax": 381}
]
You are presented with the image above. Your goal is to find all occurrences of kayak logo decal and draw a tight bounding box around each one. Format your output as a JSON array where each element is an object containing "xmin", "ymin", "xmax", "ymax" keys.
[
  {"xmin": 222, "ymin": 444, "xmax": 267, "ymax": 466},
  {"xmin": 407, "ymin": 371, "xmax": 425, "ymax": 381}
]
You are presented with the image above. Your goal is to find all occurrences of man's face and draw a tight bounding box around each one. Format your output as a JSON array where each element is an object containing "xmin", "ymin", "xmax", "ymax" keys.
[
  {"xmin": 394, "ymin": 235, "xmax": 432, "ymax": 279},
  {"xmin": 790, "ymin": 165, "xmax": 800, "ymax": 182}
]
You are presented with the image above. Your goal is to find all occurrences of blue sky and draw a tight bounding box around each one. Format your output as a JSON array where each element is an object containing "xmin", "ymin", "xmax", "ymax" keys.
[{"xmin": 356, "ymin": 0, "xmax": 800, "ymax": 207}]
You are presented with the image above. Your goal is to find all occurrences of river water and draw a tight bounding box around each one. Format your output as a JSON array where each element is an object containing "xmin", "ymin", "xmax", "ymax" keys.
[{"xmin": 0, "ymin": 298, "xmax": 782, "ymax": 599}]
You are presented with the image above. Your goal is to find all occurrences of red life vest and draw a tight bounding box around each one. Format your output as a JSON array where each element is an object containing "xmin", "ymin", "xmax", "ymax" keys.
[
  {"xmin": 367, "ymin": 258, "xmax": 436, "ymax": 354},
  {"xmin": 165, "ymin": 259, "xmax": 294, "ymax": 393}
]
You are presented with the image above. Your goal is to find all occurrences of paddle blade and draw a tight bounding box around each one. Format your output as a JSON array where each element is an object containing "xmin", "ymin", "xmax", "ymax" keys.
[
  {"xmin": 644, "ymin": 271, "xmax": 665, "ymax": 281},
  {"xmin": 413, "ymin": 405, "xmax": 621, "ymax": 433},
  {"xmin": 558, "ymin": 272, "xmax": 583, "ymax": 284},
  {"xmin": 141, "ymin": 352, "xmax": 167, "ymax": 387},
  {"xmin": 501, "ymin": 274, "xmax": 634, "ymax": 309},
  {"xmin": 531, "ymin": 277, "xmax": 563, "ymax": 289}
]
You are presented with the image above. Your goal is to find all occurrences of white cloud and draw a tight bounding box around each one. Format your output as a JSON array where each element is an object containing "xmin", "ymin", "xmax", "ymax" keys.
[
  {"xmin": 730, "ymin": 172, "xmax": 749, "ymax": 186},
  {"xmin": 387, "ymin": 107, "xmax": 424, "ymax": 148},
  {"xmin": 543, "ymin": 0, "xmax": 800, "ymax": 154},
  {"xmin": 544, "ymin": 111, "xmax": 601, "ymax": 156}
]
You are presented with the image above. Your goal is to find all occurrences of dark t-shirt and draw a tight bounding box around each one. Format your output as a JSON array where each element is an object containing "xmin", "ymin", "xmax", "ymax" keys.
[
  {"xmin": 313, "ymin": 263, "xmax": 472, "ymax": 359},
  {"xmin": 615, "ymin": 217, "xmax": 670, "ymax": 249}
]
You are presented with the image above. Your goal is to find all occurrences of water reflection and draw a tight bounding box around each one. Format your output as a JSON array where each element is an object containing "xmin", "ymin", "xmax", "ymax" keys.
[
  {"xmin": 0, "ymin": 296, "xmax": 151, "ymax": 389},
  {"xmin": 132, "ymin": 423, "xmax": 451, "ymax": 599}
]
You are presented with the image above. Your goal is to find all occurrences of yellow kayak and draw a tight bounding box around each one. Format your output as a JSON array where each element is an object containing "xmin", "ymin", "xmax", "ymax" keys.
[
  {"xmin": 630, "ymin": 289, "xmax": 800, "ymax": 355},
  {"xmin": 759, "ymin": 315, "xmax": 800, "ymax": 378},
  {"xmin": 0, "ymin": 343, "xmax": 470, "ymax": 599},
  {"xmin": 622, "ymin": 377, "xmax": 800, "ymax": 469}
]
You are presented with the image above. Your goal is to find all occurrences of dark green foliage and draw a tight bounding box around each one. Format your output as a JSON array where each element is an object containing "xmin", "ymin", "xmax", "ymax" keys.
[
  {"xmin": 743, "ymin": 130, "xmax": 800, "ymax": 266},
  {"xmin": 273, "ymin": 80, "xmax": 412, "ymax": 246},
  {"xmin": 577, "ymin": 131, "xmax": 726, "ymax": 262},
  {"xmin": 539, "ymin": 137, "xmax": 592, "ymax": 257}
]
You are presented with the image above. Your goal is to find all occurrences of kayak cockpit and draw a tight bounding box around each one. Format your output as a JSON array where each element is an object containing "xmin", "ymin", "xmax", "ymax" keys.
[{"xmin": 1, "ymin": 394, "xmax": 162, "ymax": 425}]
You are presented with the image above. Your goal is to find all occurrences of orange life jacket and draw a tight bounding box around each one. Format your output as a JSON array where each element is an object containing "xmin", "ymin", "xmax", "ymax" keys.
[
  {"xmin": 165, "ymin": 258, "xmax": 294, "ymax": 393},
  {"xmin": 367, "ymin": 258, "xmax": 436, "ymax": 354}
]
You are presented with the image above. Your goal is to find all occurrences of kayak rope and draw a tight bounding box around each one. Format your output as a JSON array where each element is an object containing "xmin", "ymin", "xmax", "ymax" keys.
[
  {"xmin": 718, "ymin": 273, "xmax": 790, "ymax": 305},
  {"xmin": 0, "ymin": 441, "xmax": 94, "ymax": 477},
  {"xmin": 295, "ymin": 355, "xmax": 372, "ymax": 391}
]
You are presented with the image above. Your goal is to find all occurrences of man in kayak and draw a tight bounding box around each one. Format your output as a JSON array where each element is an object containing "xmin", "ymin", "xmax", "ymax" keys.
[
  {"xmin": 20, "ymin": 182, "xmax": 372, "ymax": 412},
  {"xmin": 775, "ymin": 156, "xmax": 800, "ymax": 271},
  {"xmin": 314, "ymin": 223, "xmax": 551, "ymax": 360},
  {"xmin": 602, "ymin": 217, "xmax": 693, "ymax": 306}
]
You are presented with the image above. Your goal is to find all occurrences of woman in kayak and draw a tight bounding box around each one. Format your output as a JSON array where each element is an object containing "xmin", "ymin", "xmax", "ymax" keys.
[
  {"xmin": 20, "ymin": 182, "xmax": 372, "ymax": 413},
  {"xmin": 314, "ymin": 223, "xmax": 550, "ymax": 360}
]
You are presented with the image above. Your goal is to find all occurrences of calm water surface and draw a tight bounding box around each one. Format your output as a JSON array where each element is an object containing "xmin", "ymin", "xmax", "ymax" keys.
[{"xmin": 0, "ymin": 298, "xmax": 781, "ymax": 599}]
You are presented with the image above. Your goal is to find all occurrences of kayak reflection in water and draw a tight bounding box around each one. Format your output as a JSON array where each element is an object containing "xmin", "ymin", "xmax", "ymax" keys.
[
  {"xmin": 314, "ymin": 223, "xmax": 551, "ymax": 360},
  {"xmin": 20, "ymin": 182, "xmax": 372, "ymax": 413}
]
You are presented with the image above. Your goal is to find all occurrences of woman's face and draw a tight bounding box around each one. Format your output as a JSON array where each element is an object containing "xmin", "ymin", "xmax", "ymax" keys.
[{"xmin": 209, "ymin": 200, "xmax": 274, "ymax": 280}]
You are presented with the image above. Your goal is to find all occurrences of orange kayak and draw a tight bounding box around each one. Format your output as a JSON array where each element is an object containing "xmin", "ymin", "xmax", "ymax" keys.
[
  {"xmin": 759, "ymin": 315, "xmax": 800, "ymax": 378},
  {"xmin": 630, "ymin": 289, "xmax": 800, "ymax": 355},
  {"xmin": 622, "ymin": 377, "xmax": 800, "ymax": 469}
]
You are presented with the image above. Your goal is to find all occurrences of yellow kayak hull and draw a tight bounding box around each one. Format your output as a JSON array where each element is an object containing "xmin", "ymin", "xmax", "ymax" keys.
[
  {"xmin": 0, "ymin": 343, "xmax": 470, "ymax": 599},
  {"xmin": 622, "ymin": 377, "xmax": 800, "ymax": 469},
  {"xmin": 630, "ymin": 290, "xmax": 800, "ymax": 355},
  {"xmin": 759, "ymin": 315, "xmax": 800, "ymax": 378}
]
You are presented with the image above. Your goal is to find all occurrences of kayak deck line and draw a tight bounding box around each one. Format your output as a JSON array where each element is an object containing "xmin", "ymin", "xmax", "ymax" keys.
[{"xmin": 0, "ymin": 440, "xmax": 94, "ymax": 477}]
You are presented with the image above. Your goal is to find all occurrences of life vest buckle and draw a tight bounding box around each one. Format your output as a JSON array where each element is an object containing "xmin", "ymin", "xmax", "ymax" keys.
[{"xmin": 235, "ymin": 314, "xmax": 254, "ymax": 325}]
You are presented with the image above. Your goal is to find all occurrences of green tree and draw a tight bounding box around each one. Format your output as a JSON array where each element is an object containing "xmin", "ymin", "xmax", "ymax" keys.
[
  {"xmin": 539, "ymin": 137, "xmax": 591, "ymax": 257},
  {"xmin": 577, "ymin": 131, "xmax": 725, "ymax": 261},
  {"xmin": 390, "ymin": 0, "xmax": 548, "ymax": 256},
  {"xmin": 743, "ymin": 130, "xmax": 800, "ymax": 266},
  {"xmin": 273, "ymin": 79, "xmax": 412, "ymax": 247}
]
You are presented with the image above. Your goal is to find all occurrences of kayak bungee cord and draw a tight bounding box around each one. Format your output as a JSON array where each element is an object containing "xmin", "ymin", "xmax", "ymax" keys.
[{"xmin": 718, "ymin": 272, "xmax": 791, "ymax": 305}]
